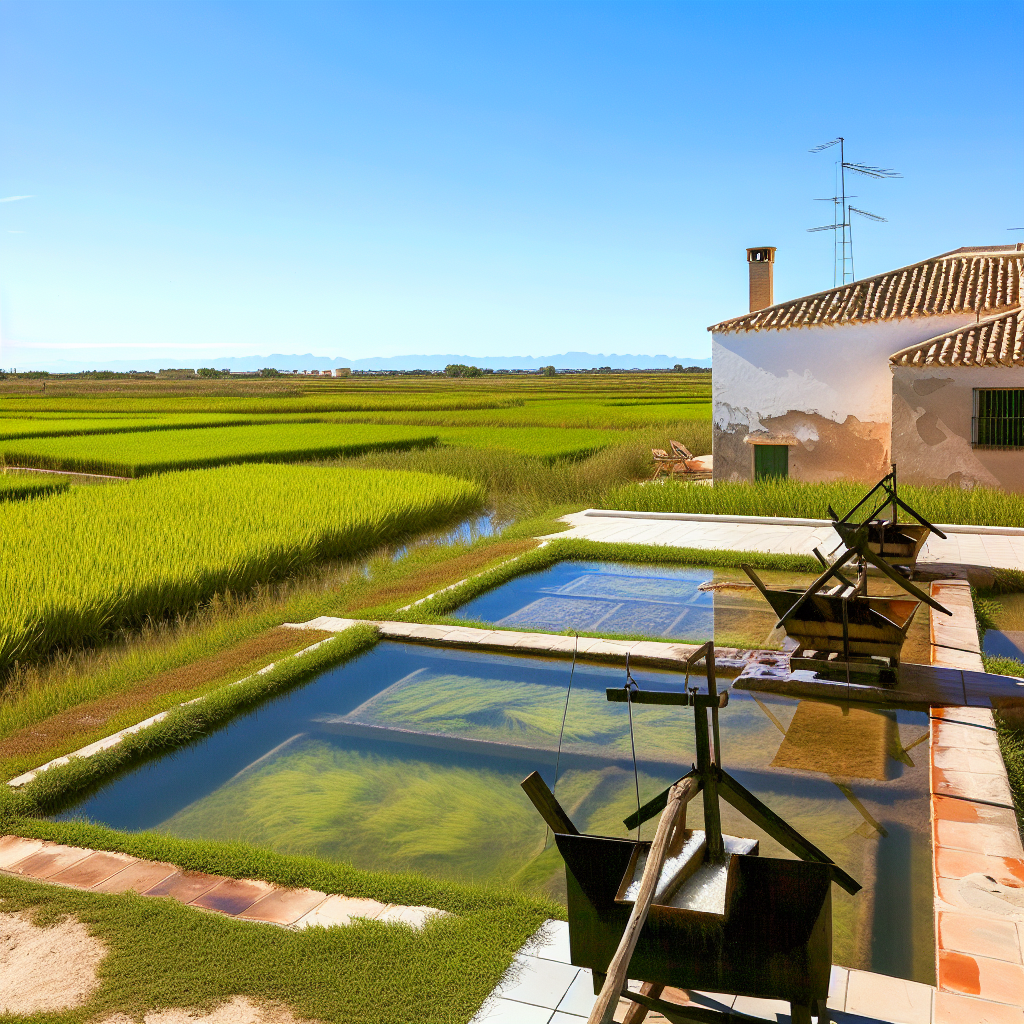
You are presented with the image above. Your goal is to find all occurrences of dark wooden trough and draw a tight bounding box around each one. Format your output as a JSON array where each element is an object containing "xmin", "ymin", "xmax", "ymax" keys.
[
  {"xmin": 521, "ymin": 643, "xmax": 858, "ymax": 1024},
  {"xmin": 555, "ymin": 831, "xmax": 833, "ymax": 1016}
]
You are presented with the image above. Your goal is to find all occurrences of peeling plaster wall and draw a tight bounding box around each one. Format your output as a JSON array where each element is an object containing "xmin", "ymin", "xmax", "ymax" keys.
[
  {"xmin": 711, "ymin": 313, "xmax": 978, "ymax": 483},
  {"xmin": 891, "ymin": 364, "xmax": 1024, "ymax": 492}
]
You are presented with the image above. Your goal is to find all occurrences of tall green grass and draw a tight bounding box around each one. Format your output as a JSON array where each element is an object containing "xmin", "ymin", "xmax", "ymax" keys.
[
  {"xmin": 607, "ymin": 478, "xmax": 1024, "ymax": 528},
  {"xmin": 1, "ymin": 422, "xmax": 440, "ymax": 476},
  {"xmin": 0, "ymin": 464, "xmax": 484, "ymax": 672}
]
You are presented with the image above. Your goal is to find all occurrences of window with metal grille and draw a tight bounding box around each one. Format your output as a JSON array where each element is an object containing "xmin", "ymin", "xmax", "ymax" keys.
[{"xmin": 973, "ymin": 389, "xmax": 1024, "ymax": 448}]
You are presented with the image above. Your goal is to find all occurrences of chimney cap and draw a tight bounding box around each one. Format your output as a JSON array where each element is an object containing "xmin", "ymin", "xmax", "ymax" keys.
[{"xmin": 747, "ymin": 247, "xmax": 777, "ymax": 263}]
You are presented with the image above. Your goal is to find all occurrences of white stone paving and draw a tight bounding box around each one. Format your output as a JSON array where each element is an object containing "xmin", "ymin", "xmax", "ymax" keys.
[
  {"xmin": 470, "ymin": 920, "xmax": 937, "ymax": 1023},
  {"xmin": 545, "ymin": 510, "xmax": 1024, "ymax": 570}
]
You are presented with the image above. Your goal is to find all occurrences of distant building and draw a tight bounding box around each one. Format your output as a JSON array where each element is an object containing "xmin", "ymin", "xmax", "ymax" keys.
[{"xmin": 709, "ymin": 244, "xmax": 1024, "ymax": 491}]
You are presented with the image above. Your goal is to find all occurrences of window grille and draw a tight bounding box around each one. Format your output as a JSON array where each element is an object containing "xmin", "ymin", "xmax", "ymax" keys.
[{"xmin": 973, "ymin": 389, "xmax": 1024, "ymax": 448}]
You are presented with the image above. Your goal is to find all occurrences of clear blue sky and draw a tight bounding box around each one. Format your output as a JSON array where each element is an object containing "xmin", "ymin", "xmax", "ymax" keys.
[{"xmin": 1, "ymin": 0, "xmax": 1021, "ymax": 367}]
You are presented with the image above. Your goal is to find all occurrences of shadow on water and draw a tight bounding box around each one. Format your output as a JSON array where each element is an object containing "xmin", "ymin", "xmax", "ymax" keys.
[{"xmin": 52, "ymin": 636, "xmax": 934, "ymax": 983}]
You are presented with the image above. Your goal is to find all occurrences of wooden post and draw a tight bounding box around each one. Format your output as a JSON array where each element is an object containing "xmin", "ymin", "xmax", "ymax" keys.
[{"xmin": 586, "ymin": 781, "xmax": 690, "ymax": 1024}]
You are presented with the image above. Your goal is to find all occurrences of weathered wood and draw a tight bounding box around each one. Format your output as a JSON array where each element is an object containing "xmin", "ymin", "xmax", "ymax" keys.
[
  {"xmin": 620, "ymin": 981, "xmax": 664, "ymax": 1024},
  {"xmin": 606, "ymin": 688, "xmax": 728, "ymax": 708},
  {"xmin": 622, "ymin": 768, "xmax": 701, "ymax": 830},
  {"xmin": 717, "ymin": 770, "xmax": 861, "ymax": 895},
  {"xmin": 621, "ymin": 988, "xmax": 769, "ymax": 1024},
  {"xmin": 587, "ymin": 781, "xmax": 690, "ymax": 1024},
  {"xmin": 520, "ymin": 771, "xmax": 579, "ymax": 835}
]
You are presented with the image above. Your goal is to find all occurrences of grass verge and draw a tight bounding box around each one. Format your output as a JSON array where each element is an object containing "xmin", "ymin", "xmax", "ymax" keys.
[
  {"xmin": 3, "ymin": 625, "xmax": 380, "ymax": 814},
  {"xmin": 607, "ymin": 477, "xmax": 1024, "ymax": 528},
  {"xmin": 0, "ymin": 871, "xmax": 552, "ymax": 1024},
  {"xmin": 386, "ymin": 537, "xmax": 819, "ymax": 621}
]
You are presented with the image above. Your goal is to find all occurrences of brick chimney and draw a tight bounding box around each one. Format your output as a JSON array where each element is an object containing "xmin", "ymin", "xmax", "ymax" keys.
[{"xmin": 747, "ymin": 247, "xmax": 776, "ymax": 312}]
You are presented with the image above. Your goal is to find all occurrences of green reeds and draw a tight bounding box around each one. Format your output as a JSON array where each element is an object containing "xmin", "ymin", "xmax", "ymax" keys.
[{"xmin": 608, "ymin": 477, "xmax": 1024, "ymax": 528}]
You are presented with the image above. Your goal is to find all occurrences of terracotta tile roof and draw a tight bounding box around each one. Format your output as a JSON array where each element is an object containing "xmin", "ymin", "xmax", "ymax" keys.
[
  {"xmin": 708, "ymin": 249, "xmax": 1024, "ymax": 334},
  {"xmin": 889, "ymin": 308, "xmax": 1023, "ymax": 367}
]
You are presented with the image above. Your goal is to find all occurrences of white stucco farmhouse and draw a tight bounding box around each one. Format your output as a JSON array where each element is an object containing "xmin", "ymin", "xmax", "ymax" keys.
[{"xmin": 709, "ymin": 244, "xmax": 1024, "ymax": 491}]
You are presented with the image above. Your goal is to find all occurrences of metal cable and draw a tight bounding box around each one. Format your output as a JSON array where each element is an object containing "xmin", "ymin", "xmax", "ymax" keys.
[
  {"xmin": 546, "ymin": 632, "xmax": 578, "ymax": 848},
  {"xmin": 624, "ymin": 653, "xmax": 641, "ymax": 842}
]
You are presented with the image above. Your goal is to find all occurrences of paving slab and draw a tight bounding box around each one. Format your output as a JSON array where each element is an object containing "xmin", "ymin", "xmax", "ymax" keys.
[
  {"xmin": 142, "ymin": 870, "xmax": 224, "ymax": 903},
  {"xmin": 236, "ymin": 887, "xmax": 328, "ymax": 925},
  {"xmin": 933, "ymin": 989, "xmax": 1024, "ymax": 1024},
  {"xmin": 48, "ymin": 850, "xmax": 137, "ymax": 889},
  {"xmin": 90, "ymin": 859, "xmax": 178, "ymax": 894},
  {"xmin": 938, "ymin": 949, "xmax": 1024, "ymax": 1005},
  {"xmin": 938, "ymin": 913, "xmax": 1024, "ymax": 964},
  {"xmin": 496, "ymin": 954, "xmax": 581, "ymax": 1011},
  {"xmin": 292, "ymin": 894, "xmax": 387, "ymax": 929},
  {"xmin": 0, "ymin": 835, "xmax": 47, "ymax": 870},
  {"xmin": 844, "ymin": 969, "xmax": 933, "ymax": 1023},
  {"xmin": 6, "ymin": 843, "xmax": 94, "ymax": 879},
  {"xmin": 376, "ymin": 904, "xmax": 447, "ymax": 927},
  {"xmin": 190, "ymin": 877, "xmax": 276, "ymax": 916}
]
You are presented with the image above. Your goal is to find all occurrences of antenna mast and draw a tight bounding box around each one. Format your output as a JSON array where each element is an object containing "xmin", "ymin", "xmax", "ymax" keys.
[{"xmin": 808, "ymin": 137, "xmax": 901, "ymax": 286}]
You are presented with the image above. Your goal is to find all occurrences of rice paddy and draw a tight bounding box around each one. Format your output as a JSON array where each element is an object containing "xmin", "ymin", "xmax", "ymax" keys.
[
  {"xmin": 0, "ymin": 422, "xmax": 441, "ymax": 476},
  {"xmin": 0, "ymin": 464, "xmax": 483, "ymax": 671}
]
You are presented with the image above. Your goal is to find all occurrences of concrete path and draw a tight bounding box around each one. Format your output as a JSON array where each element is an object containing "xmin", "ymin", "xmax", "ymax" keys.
[
  {"xmin": 0, "ymin": 835, "xmax": 445, "ymax": 930},
  {"xmin": 472, "ymin": 919, "xmax": 938, "ymax": 1024},
  {"xmin": 547, "ymin": 511, "xmax": 1024, "ymax": 572}
]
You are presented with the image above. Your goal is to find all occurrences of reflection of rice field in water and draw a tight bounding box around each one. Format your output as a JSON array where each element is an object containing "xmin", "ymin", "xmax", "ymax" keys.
[
  {"xmin": 53, "ymin": 642, "xmax": 934, "ymax": 983},
  {"xmin": 982, "ymin": 591, "xmax": 1024, "ymax": 661},
  {"xmin": 450, "ymin": 561, "xmax": 932, "ymax": 660}
]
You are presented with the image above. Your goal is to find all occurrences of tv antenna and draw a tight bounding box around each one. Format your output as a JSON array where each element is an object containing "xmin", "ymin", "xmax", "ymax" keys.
[{"xmin": 808, "ymin": 137, "xmax": 901, "ymax": 286}]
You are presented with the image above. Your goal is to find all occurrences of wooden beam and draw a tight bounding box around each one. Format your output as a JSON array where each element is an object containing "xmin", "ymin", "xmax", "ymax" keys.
[
  {"xmin": 622, "ymin": 769, "xmax": 701, "ymax": 831},
  {"xmin": 717, "ymin": 770, "xmax": 861, "ymax": 895},
  {"xmin": 588, "ymin": 781, "xmax": 691, "ymax": 1024},
  {"xmin": 520, "ymin": 771, "xmax": 579, "ymax": 835}
]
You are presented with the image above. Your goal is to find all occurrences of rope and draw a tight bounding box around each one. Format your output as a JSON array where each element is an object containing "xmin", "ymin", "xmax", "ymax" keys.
[
  {"xmin": 547, "ymin": 632, "xmax": 578, "ymax": 848},
  {"xmin": 624, "ymin": 653, "xmax": 641, "ymax": 842}
]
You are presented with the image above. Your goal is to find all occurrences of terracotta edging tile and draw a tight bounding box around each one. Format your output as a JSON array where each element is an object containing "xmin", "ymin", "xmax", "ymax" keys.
[
  {"xmin": 0, "ymin": 835, "xmax": 47, "ymax": 869},
  {"xmin": 938, "ymin": 911, "xmax": 1023, "ymax": 964},
  {"xmin": 933, "ymin": 989, "xmax": 1024, "ymax": 1024},
  {"xmin": 90, "ymin": 859, "xmax": 178, "ymax": 894},
  {"xmin": 49, "ymin": 851, "xmax": 137, "ymax": 889},
  {"xmin": 190, "ymin": 877, "xmax": 276, "ymax": 916},
  {"xmin": 142, "ymin": 870, "xmax": 224, "ymax": 904},
  {"xmin": 237, "ymin": 887, "xmax": 328, "ymax": 925},
  {"xmin": 7, "ymin": 843, "xmax": 94, "ymax": 879},
  {"xmin": 939, "ymin": 949, "xmax": 1024, "ymax": 1005}
]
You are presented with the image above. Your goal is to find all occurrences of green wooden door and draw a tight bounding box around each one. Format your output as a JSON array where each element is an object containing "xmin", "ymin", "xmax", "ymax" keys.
[{"xmin": 754, "ymin": 444, "xmax": 789, "ymax": 480}]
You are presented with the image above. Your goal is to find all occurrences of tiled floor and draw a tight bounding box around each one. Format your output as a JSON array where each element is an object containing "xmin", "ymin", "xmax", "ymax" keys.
[
  {"xmin": 929, "ymin": 708, "xmax": 1024, "ymax": 1020},
  {"xmin": 0, "ymin": 835, "xmax": 445, "ymax": 931},
  {"xmin": 470, "ymin": 920, "xmax": 938, "ymax": 1024}
]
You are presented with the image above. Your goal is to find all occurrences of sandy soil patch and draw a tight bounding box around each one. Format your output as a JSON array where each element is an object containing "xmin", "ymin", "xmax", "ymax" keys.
[
  {"xmin": 0, "ymin": 909, "xmax": 106, "ymax": 1015},
  {"xmin": 102, "ymin": 996, "xmax": 313, "ymax": 1023}
]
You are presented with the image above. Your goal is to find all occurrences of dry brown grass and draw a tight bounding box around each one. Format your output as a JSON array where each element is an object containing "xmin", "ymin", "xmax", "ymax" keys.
[{"xmin": 0, "ymin": 627, "xmax": 334, "ymax": 769}]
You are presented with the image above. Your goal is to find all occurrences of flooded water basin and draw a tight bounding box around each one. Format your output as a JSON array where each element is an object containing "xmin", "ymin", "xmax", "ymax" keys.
[
  {"xmin": 451, "ymin": 560, "xmax": 932, "ymax": 660},
  {"xmin": 982, "ymin": 591, "xmax": 1024, "ymax": 661},
  {"xmin": 54, "ymin": 640, "xmax": 934, "ymax": 983}
]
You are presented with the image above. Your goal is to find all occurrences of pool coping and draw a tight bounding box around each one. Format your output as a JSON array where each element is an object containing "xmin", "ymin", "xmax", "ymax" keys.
[{"xmin": 580, "ymin": 509, "xmax": 1024, "ymax": 538}]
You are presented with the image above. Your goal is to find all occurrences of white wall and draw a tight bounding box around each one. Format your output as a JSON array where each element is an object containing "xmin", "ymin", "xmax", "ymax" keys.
[{"xmin": 712, "ymin": 313, "xmax": 978, "ymax": 435}]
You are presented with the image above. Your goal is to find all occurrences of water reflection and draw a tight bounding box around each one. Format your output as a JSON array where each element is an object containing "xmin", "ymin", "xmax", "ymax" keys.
[{"xmin": 53, "ymin": 641, "xmax": 934, "ymax": 982}]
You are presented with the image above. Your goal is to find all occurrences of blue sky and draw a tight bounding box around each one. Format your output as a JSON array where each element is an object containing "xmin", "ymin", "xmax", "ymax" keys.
[{"xmin": 1, "ymin": 0, "xmax": 1021, "ymax": 368}]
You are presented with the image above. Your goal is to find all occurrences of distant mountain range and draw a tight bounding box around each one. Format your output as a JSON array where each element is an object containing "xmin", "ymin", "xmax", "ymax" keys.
[{"xmin": 4, "ymin": 350, "xmax": 712, "ymax": 373}]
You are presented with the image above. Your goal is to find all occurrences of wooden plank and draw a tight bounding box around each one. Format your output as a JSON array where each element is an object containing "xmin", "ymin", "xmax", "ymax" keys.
[
  {"xmin": 520, "ymin": 771, "xmax": 579, "ymax": 836},
  {"xmin": 622, "ymin": 769, "xmax": 701, "ymax": 830},
  {"xmin": 717, "ymin": 770, "xmax": 861, "ymax": 895},
  {"xmin": 606, "ymin": 689, "xmax": 728, "ymax": 708},
  {"xmin": 587, "ymin": 781, "xmax": 691, "ymax": 1024}
]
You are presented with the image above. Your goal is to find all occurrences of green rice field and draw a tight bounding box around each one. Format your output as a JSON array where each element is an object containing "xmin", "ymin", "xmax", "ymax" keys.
[
  {"xmin": 0, "ymin": 422, "xmax": 441, "ymax": 476},
  {"xmin": 0, "ymin": 463, "xmax": 483, "ymax": 670},
  {"xmin": 0, "ymin": 473, "xmax": 71, "ymax": 501}
]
